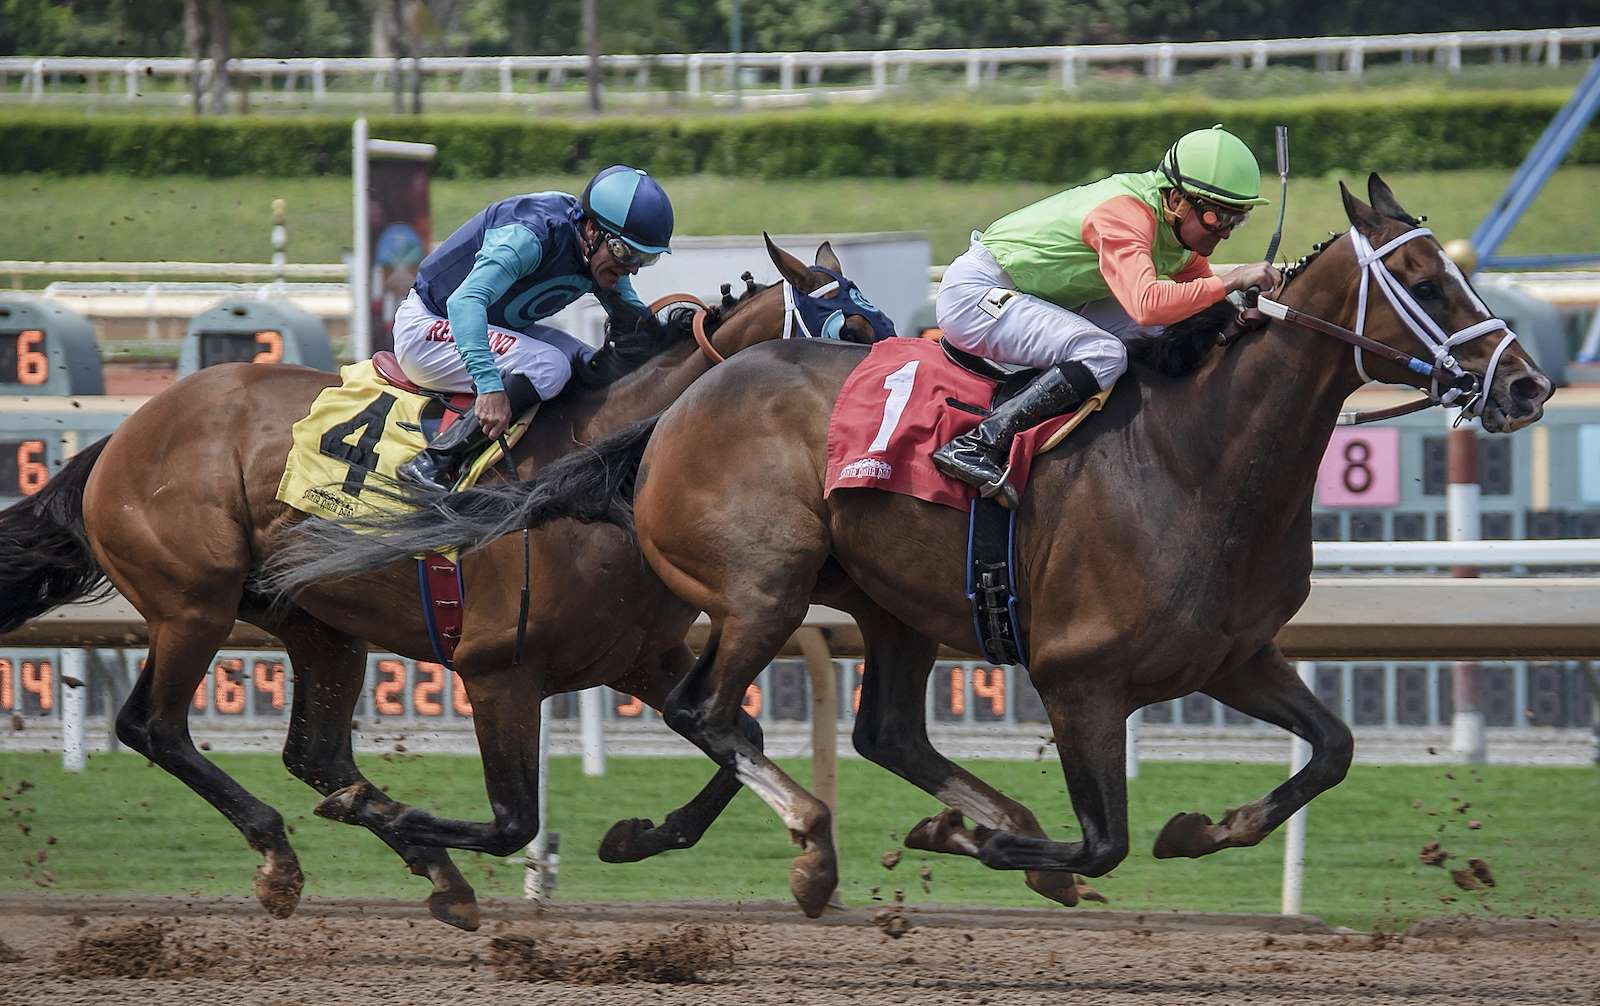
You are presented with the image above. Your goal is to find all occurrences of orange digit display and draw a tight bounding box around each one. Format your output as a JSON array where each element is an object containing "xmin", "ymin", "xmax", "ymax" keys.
[
  {"xmin": 414, "ymin": 662, "xmax": 445, "ymax": 716},
  {"xmin": 214, "ymin": 658, "xmax": 246, "ymax": 714},
  {"xmin": 20, "ymin": 660, "xmax": 53, "ymax": 713},
  {"xmin": 374, "ymin": 659, "xmax": 406, "ymax": 716},
  {"xmin": 252, "ymin": 659, "xmax": 286, "ymax": 711},
  {"xmin": 948, "ymin": 667, "xmax": 967, "ymax": 716},
  {"xmin": 614, "ymin": 694, "xmax": 645, "ymax": 718},
  {"xmin": 451, "ymin": 673, "xmax": 473, "ymax": 716},
  {"xmin": 17, "ymin": 330, "xmax": 48, "ymax": 385},
  {"xmin": 253, "ymin": 330, "xmax": 284, "ymax": 364},
  {"xmin": 0, "ymin": 658, "xmax": 12, "ymax": 711},
  {"xmin": 972, "ymin": 667, "xmax": 1007, "ymax": 717},
  {"xmin": 851, "ymin": 662, "xmax": 865, "ymax": 714},
  {"xmin": 17, "ymin": 441, "xmax": 48, "ymax": 496},
  {"xmin": 741, "ymin": 683, "xmax": 763, "ymax": 718}
]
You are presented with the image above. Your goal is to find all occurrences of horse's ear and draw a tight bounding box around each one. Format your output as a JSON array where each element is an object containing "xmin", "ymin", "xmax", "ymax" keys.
[
  {"xmin": 765, "ymin": 232, "xmax": 817, "ymax": 291},
  {"xmin": 1340, "ymin": 180, "xmax": 1383, "ymax": 233},
  {"xmin": 1366, "ymin": 172, "xmax": 1416, "ymax": 225},
  {"xmin": 814, "ymin": 240, "xmax": 843, "ymax": 274}
]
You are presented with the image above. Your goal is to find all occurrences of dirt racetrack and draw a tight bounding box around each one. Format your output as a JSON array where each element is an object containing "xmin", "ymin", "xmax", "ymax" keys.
[{"xmin": 2, "ymin": 895, "xmax": 1597, "ymax": 1005}]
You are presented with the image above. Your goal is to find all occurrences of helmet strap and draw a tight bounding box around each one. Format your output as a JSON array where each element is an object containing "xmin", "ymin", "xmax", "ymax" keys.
[{"xmin": 1161, "ymin": 189, "xmax": 1197, "ymax": 252}]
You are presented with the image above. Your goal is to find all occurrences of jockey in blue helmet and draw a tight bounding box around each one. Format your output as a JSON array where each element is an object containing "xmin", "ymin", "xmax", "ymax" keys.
[{"xmin": 394, "ymin": 165, "xmax": 674, "ymax": 490}]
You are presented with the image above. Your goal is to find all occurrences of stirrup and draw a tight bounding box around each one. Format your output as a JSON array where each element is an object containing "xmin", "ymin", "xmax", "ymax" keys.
[{"xmin": 977, "ymin": 462, "xmax": 1019, "ymax": 510}]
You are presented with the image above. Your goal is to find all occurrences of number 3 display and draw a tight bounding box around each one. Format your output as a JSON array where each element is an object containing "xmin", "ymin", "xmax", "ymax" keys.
[{"xmin": 1316, "ymin": 428, "xmax": 1400, "ymax": 508}]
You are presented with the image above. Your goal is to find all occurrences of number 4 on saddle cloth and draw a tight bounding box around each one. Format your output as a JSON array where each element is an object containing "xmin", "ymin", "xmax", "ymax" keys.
[
  {"xmin": 824, "ymin": 338, "xmax": 1110, "ymax": 666},
  {"xmin": 275, "ymin": 352, "xmax": 536, "ymax": 668}
]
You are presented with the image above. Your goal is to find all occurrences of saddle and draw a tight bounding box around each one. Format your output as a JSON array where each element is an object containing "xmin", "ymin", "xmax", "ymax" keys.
[{"xmin": 939, "ymin": 339, "xmax": 1037, "ymax": 408}]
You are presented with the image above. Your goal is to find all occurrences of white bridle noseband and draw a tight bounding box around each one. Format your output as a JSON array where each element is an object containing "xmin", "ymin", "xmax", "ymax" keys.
[{"xmin": 1347, "ymin": 226, "xmax": 1516, "ymax": 419}]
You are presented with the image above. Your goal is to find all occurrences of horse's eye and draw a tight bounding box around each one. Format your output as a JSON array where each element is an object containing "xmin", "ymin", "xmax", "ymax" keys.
[{"xmin": 1411, "ymin": 280, "xmax": 1440, "ymax": 300}]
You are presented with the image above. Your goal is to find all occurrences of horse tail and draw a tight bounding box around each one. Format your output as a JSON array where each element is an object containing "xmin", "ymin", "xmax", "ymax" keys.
[
  {"xmin": 266, "ymin": 414, "xmax": 660, "ymax": 597},
  {"xmin": 0, "ymin": 436, "xmax": 113, "ymax": 633}
]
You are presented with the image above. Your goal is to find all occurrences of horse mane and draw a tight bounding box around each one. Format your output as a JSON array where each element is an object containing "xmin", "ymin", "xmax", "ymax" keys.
[
  {"xmin": 567, "ymin": 276, "xmax": 772, "ymax": 390},
  {"xmin": 1126, "ymin": 230, "xmax": 1349, "ymax": 378}
]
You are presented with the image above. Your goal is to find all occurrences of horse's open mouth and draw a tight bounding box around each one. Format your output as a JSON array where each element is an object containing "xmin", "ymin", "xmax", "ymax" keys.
[{"xmin": 1480, "ymin": 373, "xmax": 1552, "ymax": 433}]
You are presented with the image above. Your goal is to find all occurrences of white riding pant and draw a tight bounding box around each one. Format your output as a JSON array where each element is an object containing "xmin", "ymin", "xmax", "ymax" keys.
[
  {"xmin": 936, "ymin": 235, "xmax": 1154, "ymax": 390},
  {"xmin": 391, "ymin": 289, "xmax": 583, "ymax": 399}
]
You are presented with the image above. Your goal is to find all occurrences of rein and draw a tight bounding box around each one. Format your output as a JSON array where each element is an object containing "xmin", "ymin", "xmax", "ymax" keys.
[
  {"xmin": 1256, "ymin": 226, "xmax": 1515, "ymax": 426},
  {"xmin": 646, "ymin": 293, "xmax": 720, "ymax": 364}
]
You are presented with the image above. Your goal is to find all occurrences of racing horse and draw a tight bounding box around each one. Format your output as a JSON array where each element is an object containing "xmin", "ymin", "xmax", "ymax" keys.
[
  {"xmin": 380, "ymin": 175, "xmax": 1553, "ymax": 915},
  {"xmin": 0, "ymin": 237, "xmax": 891, "ymax": 928}
]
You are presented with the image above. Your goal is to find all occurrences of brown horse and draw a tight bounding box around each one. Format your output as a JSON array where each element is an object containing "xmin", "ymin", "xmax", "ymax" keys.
[
  {"xmin": 0, "ymin": 238, "xmax": 889, "ymax": 928},
  {"xmin": 410, "ymin": 175, "xmax": 1553, "ymax": 916}
]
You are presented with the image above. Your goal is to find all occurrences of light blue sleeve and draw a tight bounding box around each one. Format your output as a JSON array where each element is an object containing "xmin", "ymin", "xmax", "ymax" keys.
[{"xmin": 445, "ymin": 224, "xmax": 543, "ymax": 395}]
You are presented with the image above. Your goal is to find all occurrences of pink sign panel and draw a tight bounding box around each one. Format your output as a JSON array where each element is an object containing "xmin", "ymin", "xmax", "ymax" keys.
[{"xmin": 1316, "ymin": 427, "xmax": 1401, "ymax": 508}]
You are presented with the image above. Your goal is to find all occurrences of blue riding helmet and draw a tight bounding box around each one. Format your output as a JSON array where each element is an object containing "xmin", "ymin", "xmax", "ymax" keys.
[
  {"xmin": 580, "ymin": 165, "xmax": 674, "ymax": 255},
  {"xmin": 789, "ymin": 266, "xmax": 898, "ymax": 344}
]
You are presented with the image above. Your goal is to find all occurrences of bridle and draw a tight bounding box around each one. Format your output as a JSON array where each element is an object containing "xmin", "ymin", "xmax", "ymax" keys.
[{"xmin": 1256, "ymin": 226, "xmax": 1516, "ymax": 426}]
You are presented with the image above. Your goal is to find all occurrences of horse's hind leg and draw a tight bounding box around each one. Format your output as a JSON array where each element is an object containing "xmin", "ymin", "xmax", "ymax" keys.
[
  {"xmin": 273, "ymin": 614, "xmax": 480, "ymax": 930},
  {"xmin": 597, "ymin": 642, "xmax": 763, "ymax": 863},
  {"xmin": 845, "ymin": 602, "xmax": 1100, "ymax": 906},
  {"xmin": 116, "ymin": 617, "xmax": 304, "ymax": 918},
  {"xmin": 316, "ymin": 661, "xmax": 543, "ymax": 856},
  {"xmin": 1153, "ymin": 643, "xmax": 1353, "ymax": 859}
]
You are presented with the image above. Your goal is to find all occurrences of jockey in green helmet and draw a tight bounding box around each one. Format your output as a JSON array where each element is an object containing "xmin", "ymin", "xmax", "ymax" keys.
[{"xmin": 931, "ymin": 125, "xmax": 1281, "ymax": 507}]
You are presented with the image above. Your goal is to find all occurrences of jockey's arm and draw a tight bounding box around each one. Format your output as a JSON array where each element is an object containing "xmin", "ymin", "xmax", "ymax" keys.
[
  {"xmin": 1081, "ymin": 197, "xmax": 1226, "ymax": 328},
  {"xmin": 593, "ymin": 275, "xmax": 658, "ymax": 335},
  {"xmin": 444, "ymin": 225, "xmax": 544, "ymax": 396}
]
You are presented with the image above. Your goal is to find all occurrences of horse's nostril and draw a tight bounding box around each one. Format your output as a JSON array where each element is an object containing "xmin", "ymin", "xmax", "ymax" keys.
[{"xmin": 1510, "ymin": 375, "xmax": 1549, "ymax": 407}]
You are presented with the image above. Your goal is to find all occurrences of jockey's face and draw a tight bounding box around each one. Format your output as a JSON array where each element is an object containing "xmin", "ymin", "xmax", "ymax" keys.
[
  {"xmin": 582, "ymin": 219, "xmax": 638, "ymax": 290},
  {"xmin": 1166, "ymin": 190, "xmax": 1237, "ymax": 257}
]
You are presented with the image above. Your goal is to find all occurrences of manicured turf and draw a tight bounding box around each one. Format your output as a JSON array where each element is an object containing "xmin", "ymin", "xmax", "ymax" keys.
[
  {"xmin": 2, "ymin": 751, "xmax": 1595, "ymax": 931},
  {"xmin": 5, "ymin": 166, "xmax": 1596, "ymax": 273}
]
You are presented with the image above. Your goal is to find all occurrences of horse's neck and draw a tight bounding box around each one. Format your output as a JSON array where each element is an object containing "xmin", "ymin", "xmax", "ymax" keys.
[
  {"xmin": 1150, "ymin": 247, "xmax": 1366, "ymax": 526},
  {"xmin": 514, "ymin": 342, "xmax": 706, "ymax": 473}
]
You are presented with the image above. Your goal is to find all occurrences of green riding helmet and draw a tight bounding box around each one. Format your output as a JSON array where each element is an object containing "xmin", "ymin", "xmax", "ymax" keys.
[{"xmin": 1158, "ymin": 125, "xmax": 1271, "ymax": 209}]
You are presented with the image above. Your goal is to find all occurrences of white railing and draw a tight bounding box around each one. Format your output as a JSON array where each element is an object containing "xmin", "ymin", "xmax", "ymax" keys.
[{"xmin": 2, "ymin": 27, "xmax": 1595, "ymax": 107}]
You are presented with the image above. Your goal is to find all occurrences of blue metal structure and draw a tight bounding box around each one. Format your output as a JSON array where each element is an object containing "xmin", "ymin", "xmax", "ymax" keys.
[{"xmin": 1472, "ymin": 56, "xmax": 1600, "ymax": 270}]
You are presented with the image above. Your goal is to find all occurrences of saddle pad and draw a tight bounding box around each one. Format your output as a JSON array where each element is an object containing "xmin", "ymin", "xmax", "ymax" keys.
[
  {"xmin": 824, "ymin": 339, "xmax": 1098, "ymax": 511},
  {"xmin": 275, "ymin": 360, "xmax": 527, "ymax": 522}
]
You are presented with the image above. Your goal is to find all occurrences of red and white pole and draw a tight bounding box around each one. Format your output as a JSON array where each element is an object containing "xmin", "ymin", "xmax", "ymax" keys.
[{"xmin": 1447, "ymin": 410, "xmax": 1486, "ymax": 763}]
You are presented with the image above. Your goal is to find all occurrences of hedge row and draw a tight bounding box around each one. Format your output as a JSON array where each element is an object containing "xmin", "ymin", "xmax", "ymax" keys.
[{"xmin": 4, "ymin": 90, "xmax": 1594, "ymax": 181}]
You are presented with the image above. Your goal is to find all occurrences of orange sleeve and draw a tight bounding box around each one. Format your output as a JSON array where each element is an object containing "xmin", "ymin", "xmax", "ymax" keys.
[{"xmin": 1080, "ymin": 196, "xmax": 1226, "ymax": 327}]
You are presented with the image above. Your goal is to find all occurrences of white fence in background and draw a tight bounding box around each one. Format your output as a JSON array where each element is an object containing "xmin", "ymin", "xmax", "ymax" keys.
[{"xmin": 2, "ymin": 27, "xmax": 1597, "ymax": 108}]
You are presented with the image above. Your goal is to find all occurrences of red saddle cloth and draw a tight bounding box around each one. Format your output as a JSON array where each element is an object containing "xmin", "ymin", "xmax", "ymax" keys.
[{"xmin": 824, "ymin": 339, "xmax": 1077, "ymax": 511}]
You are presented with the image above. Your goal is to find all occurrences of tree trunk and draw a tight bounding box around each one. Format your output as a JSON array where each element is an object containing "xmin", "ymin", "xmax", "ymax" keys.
[
  {"xmin": 204, "ymin": 0, "xmax": 230, "ymax": 114},
  {"xmin": 183, "ymin": 0, "xmax": 203, "ymax": 115},
  {"xmin": 584, "ymin": 0, "xmax": 601, "ymax": 114}
]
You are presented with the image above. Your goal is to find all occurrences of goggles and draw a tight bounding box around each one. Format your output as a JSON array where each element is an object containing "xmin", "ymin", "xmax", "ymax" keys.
[
  {"xmin": 1187, "ymin": 195, "xmax": 1251, "ymax": 235},
  {"xmin": 604, "ymin": 234, "xmax": 661, "ymax": 270}
]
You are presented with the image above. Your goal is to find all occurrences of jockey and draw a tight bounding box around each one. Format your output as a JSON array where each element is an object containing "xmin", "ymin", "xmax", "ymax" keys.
[
  {"xmin": 393, "ymin": 164, "xmax": 674, "ymax": 490},
  {"xmin": 931, "ymin": 125, "xmax": 1282, "ymax": 504}
]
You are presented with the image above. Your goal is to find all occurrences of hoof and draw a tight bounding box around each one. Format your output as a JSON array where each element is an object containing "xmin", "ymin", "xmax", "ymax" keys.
[
  {"xmin": 427, "ymin": 888, "xmax": 481, "ymax": 931},
  {"xmin": 315, "ymin": 782, "xmax": 375, "ymax": 825},
  {"xmin": 905, "ymin": 808, "xmax": 981, "ymax": 857},
  {"xmin": 1025, "ymin": 869, "xmax": 1082, "ymax": 908},
  {"xmin": 789, "ymin": 851, "xmax": 838, "ymax": 920},
  {"xmin": 1152, "ymin": 811, "xmax": 1219, "ymax": 859},
  {"xmin": 1076, "ymin": 879, "xmax": 1109, "ymax": 904},
  {"xmin": 253, "ymin": 851, "xmax": 304, "ymax": 920},
  {"xmin": 598, "ymin": 817, "xmax": 662, "ymax": 864}
]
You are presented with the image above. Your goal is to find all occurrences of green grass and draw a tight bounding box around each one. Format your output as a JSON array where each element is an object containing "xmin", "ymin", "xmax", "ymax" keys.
[
  {"xmin": 2, "ymin": 752, "xmax": 1595, "ymax": 931},
  {"xmin": 4, "ymin": 166, "xmax": 1597, "ymax": 274}
]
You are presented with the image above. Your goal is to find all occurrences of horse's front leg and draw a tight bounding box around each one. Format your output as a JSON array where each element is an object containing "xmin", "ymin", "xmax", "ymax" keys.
[
  {"xmin": 1153, "ymin": 643, "xmax": 1353, "ymax": 859},
  {"xmin": 845, "ymin": 605, "xmax": 1099, "ymax": 906},
  {"xmin": 316, "ymin": 662, "xmax": 543, "ymax": 856},
  {"xmin": 938, "ymin": 670, "xmax": 1133, "ymax": 877},
  {"xmin": 597, "ymin": 642, "xmax": 764, "ymax": 863}
]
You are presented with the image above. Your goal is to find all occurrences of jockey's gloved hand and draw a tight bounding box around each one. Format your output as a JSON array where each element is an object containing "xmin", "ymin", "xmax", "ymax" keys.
[{"xmin": 1222, "ymin": 261, "xmax": 1283, "ymax": 297}]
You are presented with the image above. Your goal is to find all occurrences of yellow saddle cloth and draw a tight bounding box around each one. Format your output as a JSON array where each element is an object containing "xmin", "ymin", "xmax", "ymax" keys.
[{"xmin": 276, "ymin": 360, "xmax": 530, "ymax": 521}]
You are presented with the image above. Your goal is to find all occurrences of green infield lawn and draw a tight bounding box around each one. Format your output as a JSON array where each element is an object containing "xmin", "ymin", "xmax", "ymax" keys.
[
  {"xmin": 3, "ymin": 166, "xmax": 1595, "ymax": 272},
  {"xmin": 1, "ymin": 751, "xmax": 1595, "ymax": 932}
]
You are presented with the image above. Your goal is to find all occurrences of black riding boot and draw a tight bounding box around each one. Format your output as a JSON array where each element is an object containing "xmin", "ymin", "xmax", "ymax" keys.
[
  {"xmin": 397, "ymin": 375, "xmax": 541, "ymax": 492},
  {"xmin": 931, "ymin": 360, "xmax": 1101, "ymax": 509}
]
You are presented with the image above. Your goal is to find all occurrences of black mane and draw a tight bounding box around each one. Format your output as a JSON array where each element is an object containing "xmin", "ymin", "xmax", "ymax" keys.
[
  {"xmin": 568, "ymin": 276, "xmax": 771, "ymax": 389},
  {"xmin": 1126, "ymin": 231, "xmax": 1344, "ymax": 378}
]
